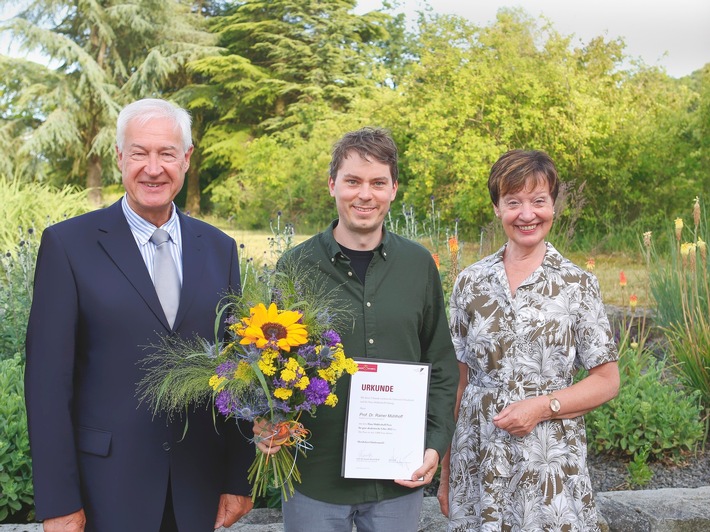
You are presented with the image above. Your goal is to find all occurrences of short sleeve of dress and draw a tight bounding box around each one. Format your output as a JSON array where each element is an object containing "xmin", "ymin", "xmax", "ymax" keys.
[
  {"xmin": 575, "ymin": 272, "xmax": 619, "ymax": 370},
  {"xmin": 449, "ymin": 270, "xmax": 471, "ymax": 364}
]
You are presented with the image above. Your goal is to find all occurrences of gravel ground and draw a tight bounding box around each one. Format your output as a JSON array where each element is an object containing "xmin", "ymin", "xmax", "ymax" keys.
[
  {"xmin": 425, "ymin": 449, "xmax": 710, "ymax": 497},
  {"xmin": 588, "ymin": 449, "xmax": 710, "ymax": 492}
]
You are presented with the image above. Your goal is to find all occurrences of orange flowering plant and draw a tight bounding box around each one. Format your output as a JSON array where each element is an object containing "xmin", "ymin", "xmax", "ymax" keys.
[{"xmin": 138, "ymin": 260, "xmax": 358, "ymax": 501}]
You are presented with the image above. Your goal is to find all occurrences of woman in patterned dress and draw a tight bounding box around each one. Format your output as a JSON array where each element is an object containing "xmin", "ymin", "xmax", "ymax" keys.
[{"xmin": 438, "ymin": 150, "xmax": 620, "ymax": 531}]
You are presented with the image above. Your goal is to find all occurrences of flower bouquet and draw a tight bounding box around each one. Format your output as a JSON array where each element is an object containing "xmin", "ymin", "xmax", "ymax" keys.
[{"xmin": 137, "ymin": 261, "xmax": 357, "ymax": 501}]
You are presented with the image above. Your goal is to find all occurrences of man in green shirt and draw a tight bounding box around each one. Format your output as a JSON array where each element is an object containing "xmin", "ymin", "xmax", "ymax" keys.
[{"xmin": 256, "ymin": 127, "xmax": 458, "ymax": 531}]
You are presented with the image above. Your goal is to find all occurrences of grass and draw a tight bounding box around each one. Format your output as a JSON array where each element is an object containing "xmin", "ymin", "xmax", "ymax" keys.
[{"xmin": 218, "ymin": 225, "xmax": 651, "ymax": 309}]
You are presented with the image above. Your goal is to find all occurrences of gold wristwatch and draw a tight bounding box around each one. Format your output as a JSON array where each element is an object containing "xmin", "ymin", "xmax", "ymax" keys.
[{"xmin": 549, "ymin": 394, "xmax": 561, "ymax": 414}]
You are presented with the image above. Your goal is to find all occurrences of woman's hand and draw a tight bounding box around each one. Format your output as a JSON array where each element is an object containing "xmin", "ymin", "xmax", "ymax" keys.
[
  {"xmin": 493, "ymin": 396, "xmax": 547, "ymax": 437},
  {"xmin": 493, "ymin": 361, "xmax": 620, "ymax": 437}
]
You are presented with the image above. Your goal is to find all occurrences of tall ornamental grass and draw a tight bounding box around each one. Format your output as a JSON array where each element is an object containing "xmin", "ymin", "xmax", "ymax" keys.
[{"xmin": 648, "ymin": 196, "xmax": 710, "ymax": 431}]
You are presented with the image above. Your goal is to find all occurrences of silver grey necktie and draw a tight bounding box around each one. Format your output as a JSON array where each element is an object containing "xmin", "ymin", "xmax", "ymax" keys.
[{"xmin": 150, "ymin": 228, "xmax": 181, "ymax": 328}]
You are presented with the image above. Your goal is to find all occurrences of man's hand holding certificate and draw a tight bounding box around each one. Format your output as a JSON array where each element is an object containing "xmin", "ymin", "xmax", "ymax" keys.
[{"xmin": 342, "ymin": 359, "xmax": 430, "ymax": 480}]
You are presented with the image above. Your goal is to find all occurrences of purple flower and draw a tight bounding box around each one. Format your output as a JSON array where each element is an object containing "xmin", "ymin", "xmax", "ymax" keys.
[
  {"xmin": 272, "ymin": 400, "xmax": 293, "ymax": 414},
  {"xmin": 297, "ymin": 344, "xmax": 317, "ymax": 362},
  {"xmin": 322, "ymin": 330, "xmax": 341, "ymax": 347},
  {"xmin": 215, "ymin": 388, "xmax": 268, "ymax": 421},
  {"xmin": 216, "ymin": 360, "xmax": 238, "ymax": 378},
  {"xmin": 215, "ymin": 389, "xmax": 238, "ymax": 417},
  {"xmin": 304, "ymin": 377, "xmax": 331, "ymax": 406}
]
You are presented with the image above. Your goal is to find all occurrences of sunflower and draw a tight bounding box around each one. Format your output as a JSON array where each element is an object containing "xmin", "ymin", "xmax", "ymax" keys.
[{"xmin": 238, "ymin": 303, "xmax": 308, "ymax": 352}]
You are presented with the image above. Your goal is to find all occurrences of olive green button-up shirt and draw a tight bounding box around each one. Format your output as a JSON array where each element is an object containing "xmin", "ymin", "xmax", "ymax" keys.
[{"xmin": 278, "ymin": 221, "xmax": 458, "ymax": 505}]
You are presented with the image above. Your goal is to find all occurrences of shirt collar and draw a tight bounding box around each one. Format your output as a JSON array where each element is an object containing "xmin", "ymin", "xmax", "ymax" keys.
[
  {"xmin": 121, "ymin": 195, "xmax": 180, "ymax": 245},
  {"xmin": 492, "ymin": 241, "xmax": 563, "ymax": 271},
  {"xmin": 326, "ymin": 220, "xmax": 390, "ymax": 261}
]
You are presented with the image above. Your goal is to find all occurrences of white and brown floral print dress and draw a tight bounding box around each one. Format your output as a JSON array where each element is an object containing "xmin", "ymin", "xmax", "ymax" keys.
[{"xmin": 448, "ymin": 243, "xmax": 618, "ymax": 532}]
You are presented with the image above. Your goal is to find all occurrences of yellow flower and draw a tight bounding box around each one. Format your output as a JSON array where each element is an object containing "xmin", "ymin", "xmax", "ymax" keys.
[
  {"xmin": 675, "ymin": 218, "xmax": 683, "ymax": 241},
  {"xmin": 209, "ymin": 375, "xmax": 225, "ymax": 391},
  {"xmin": 693, "ymin": 196, "xmax": 700, "ymax": 228},
  {"xmin": 257, "ymin": 349, "xmax": 279, "ymax": 376},
  {"xmin": 619, "ymin": 270, "xmax": 627, "ymax": 287},
  {"xmin": 296, "ymin": 376, "xmax": 310, "ymax": 390},
  {"xmin": 585, "ymin": 258, "xmax": 595, "ymax": 271},
  {"xmin": 274, "ymin": 388, "xmax": 293, "ymax": 400},
  {"xmin": 318, "ymin": 367, "xmax": 337, "ymax": 384},
  {"xmin": 448, "ymin": 236, "xmax": 459, "ymax": 255},
  {"xmin": 344, "ymin": 358, "xmax": 359, "ymax": 375},
  {"xmin": 325, "ymin": 393, "xmax": 338, "ymax": 407},
  {"xmin": 680, "ymin": 242, "xmax": 693, "ymax": 269},
  {"xmin": 629, "ymin": 294, "xmax": 638, "ymax": 311},
  {"xmin": 281, "ymin": 368, "xmax": 297, "ymax": 382},
  {"xmin": 280, "ymin": 357, "xmax": 303, "ymax": 383},
  {"xmin": 238, "ymin": 303, "xmax": 308, "ymax": 352}
]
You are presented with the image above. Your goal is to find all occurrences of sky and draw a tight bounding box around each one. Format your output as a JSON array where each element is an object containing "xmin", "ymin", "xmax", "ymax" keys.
[{"xmin": 356, "ymin": 0, "xmax": 710, "ymax": 78}]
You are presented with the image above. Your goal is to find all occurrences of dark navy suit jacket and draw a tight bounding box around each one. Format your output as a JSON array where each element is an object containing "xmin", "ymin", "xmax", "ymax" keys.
[{"xmin": 25, "ymin": 200, "xmax": 253, "ymax": 531}]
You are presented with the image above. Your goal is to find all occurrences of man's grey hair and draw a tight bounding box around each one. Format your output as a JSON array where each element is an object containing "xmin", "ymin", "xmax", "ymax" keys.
[{"xmin": 116, "ymin": 98, "xmax": 192, "ymax": 152}]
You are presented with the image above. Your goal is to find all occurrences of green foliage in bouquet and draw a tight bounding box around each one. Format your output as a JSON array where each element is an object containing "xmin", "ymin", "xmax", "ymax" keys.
[{"xmin": 137, "ymin": 257, "xmax": 358, "ymax": 502}]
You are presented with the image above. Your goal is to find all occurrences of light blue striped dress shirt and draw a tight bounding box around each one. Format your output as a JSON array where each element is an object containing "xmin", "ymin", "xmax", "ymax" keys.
[{"xmin": 121, "ymin": 195, "xmax": 183, "ymax": 284}]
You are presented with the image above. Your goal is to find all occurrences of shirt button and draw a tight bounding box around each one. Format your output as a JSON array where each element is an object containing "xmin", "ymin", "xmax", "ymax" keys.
[
  {"xmin": 162, "ymin": 442, "xmax": 171, "ymax": 451},
  {"xmin": 366, "ymin": 302, "xmax": 371, "ymax": 307},
  {"xmin": 368, "ymin": 338, "xmax": 374, "ymax": 344},
  {"xmin": 348, "ymin": 271, "xmax": 353, "ymax": 277}
]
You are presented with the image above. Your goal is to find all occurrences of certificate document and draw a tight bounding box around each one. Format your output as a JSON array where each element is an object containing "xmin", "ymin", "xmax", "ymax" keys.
[{"xmin": 342, "ymin": 359, "xmax": 430, "ymax": 479}]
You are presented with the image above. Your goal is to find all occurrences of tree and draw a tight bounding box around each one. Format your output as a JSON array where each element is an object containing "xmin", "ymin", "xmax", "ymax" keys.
[
  {"xmin": 383, "ymin": 9, "xmax": 645, "ymax": 236},
  {"xmin": 188, "ymin": 0, "xmax": 396, "ymax": 219},
  {"xmin": 0, "ymin": 0, "xmax": 217, "ymax": 205}
]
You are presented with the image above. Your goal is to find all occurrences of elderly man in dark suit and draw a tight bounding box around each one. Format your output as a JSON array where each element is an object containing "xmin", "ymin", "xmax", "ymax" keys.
[{"xmin": 25, "ymin": 98, "xmax": 254, "ymax": 532}]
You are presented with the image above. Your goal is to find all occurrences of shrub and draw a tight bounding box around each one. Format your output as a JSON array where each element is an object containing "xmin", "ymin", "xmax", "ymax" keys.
[
  {"xmin": 0, "ymin": 230, "xmax": 37, "ymax": 362},
  {"xmin": 0, "ymin": 355, "xmax": 33, "ymax": 522},
  {"xmin": 0, "ymin": 178, "xmax": 88, "ymax": 254},
  {"xmin": 585, "ymin": 340, "xmax": 705, "ymax": 464}
]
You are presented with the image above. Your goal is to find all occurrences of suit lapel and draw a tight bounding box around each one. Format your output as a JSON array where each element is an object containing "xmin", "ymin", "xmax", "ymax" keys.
[
  {"xmin": 173, "ymin": 213, "xmax": 205, "ymax": 330},
  {"xmin": 97, "ymin": 201, "xmax": 171, "ymax": 330}
]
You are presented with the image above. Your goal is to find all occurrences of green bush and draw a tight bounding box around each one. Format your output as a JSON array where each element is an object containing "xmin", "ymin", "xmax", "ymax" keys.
[
  {"xmin": 0, "ymin": 230, "xmax": 37, "ymax": 362},
  {"xmin": 0, "ymin": 355, "xmax": 33, "ymax": 522},
  {"xmin": 586, "ymin": 342, "xmax": 705, "ymax": 463},
  {"xmin": 0, "ymin": 178, "xmax": 88, "ymax": 254}
]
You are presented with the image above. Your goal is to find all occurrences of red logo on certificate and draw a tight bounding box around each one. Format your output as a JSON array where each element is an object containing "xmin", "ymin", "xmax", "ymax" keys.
[{"xmin": 357, "ymin": 363, "xmax": 378, "ymax": 372}]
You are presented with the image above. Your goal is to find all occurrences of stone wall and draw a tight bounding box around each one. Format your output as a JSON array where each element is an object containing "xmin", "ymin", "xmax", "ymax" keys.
[{"xmin": 3, "ymin": 488, "xmax": 709, "ymax": 532}]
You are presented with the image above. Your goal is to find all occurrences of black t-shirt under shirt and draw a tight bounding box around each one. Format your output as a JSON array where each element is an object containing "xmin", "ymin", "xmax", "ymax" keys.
[{"xmin": 338, "ymin": 245, "xmax": 374, "ymax": 284}]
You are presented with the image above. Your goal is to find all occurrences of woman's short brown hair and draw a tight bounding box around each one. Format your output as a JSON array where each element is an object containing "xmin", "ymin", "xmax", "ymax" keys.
[{"xmin": 488, "ymin": 149, "xmax": 560, "ymax": 206}]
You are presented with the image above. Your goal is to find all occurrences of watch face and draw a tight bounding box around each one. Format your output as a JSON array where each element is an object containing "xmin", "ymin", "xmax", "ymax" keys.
[{"xmin": 550, "ymin": 397, "xmax": 561, "ymax": 413}]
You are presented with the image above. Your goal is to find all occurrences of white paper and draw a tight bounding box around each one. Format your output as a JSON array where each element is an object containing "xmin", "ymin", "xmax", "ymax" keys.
[{"xmin": 342, "ymin": 359, "xmax": 430, "ymax": 479}]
